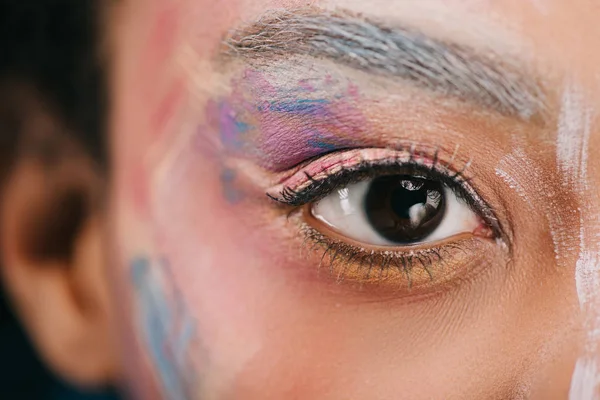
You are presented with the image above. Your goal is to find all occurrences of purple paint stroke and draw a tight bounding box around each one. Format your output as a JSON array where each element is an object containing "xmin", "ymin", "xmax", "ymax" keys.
[
  {"xmin": 201, "ymin": 69, "xmax": 274, "ymax": 153},
  {"xmin": 211, "ymin": 101, "xmax": 250, "ymax": 150},
  {"xmin": 256, "ymin": 90, "xmax": 365, "ymax": 169},
  {"xmin": 199, "ymin": 69, "xmax": 368, "ymax": 171}
]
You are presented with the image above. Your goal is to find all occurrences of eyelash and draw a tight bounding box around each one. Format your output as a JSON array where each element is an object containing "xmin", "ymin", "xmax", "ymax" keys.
[
  {"xmin": 266, "ymin": 147, "xmax": 502, "ymax": 286},
  {"xmin": 300, "ymin": 223, "xmax": 476, "ymax": 287},
  {"xmin": 270, "ymin": 149, "xmax": 499, "ymax": 232}
]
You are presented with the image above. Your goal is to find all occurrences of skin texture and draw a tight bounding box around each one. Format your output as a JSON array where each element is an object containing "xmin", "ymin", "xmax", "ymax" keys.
[
  {"xmin": 101, "ymin": 0, "xmax": 600, "ymax": 399},
  {"xmin": 97, "ymin": 0, "xmax": 600, "ymax": 399},
  {"xmin": 4, "ymin": 0, "xmax": 600, "ymax": 399}
]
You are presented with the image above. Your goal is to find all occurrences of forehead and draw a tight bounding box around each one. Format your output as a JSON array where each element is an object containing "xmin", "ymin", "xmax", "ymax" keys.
[
  {"xmin": 117, "ymin": 0, "xmax": 600, "ymax": 83},
  {"xmin": 112, "ymin": 0, "xmax": 600, "ymax": 156}
]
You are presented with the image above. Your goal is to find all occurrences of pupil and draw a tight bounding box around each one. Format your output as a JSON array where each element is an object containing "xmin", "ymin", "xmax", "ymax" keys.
[{"xmin": 364, "ymin": 175, "xmax": 446, "ymax": 244}]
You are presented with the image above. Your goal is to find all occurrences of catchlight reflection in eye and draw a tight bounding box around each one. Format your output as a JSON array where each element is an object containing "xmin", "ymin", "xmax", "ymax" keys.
[{"xmin": 312, "ymin": 175, "xmax": 480, "ymax": 247}]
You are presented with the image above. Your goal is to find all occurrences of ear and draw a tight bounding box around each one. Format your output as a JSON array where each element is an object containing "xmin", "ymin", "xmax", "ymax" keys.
[{"xmin": 0, "ymin": 95, "xmax": 117, "ymax": 387}]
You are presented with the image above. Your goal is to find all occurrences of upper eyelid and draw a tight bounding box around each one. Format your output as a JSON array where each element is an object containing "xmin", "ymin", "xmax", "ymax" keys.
[
  {"xmin": 270, "ymin": 162, "xmax": 461, "ymax": 209},
  {"xmin": 268, "ymin": 157, "xmax": 472, "ymax": 210},
  {"xmin": 266, "ymin": 146, "xmax": 471, "ymax": 200}
]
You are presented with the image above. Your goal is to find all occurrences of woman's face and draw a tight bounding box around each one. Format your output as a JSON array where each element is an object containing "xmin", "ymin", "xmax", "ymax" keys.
[{"xmin": 108, "ymin": 0, "xmax": 600, "ymax": 398}]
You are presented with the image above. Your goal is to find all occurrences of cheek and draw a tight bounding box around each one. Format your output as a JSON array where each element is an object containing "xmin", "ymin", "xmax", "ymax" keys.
[
  {"xmin": 141, "ymin": 146, "xmax": 559, "ymax": 399},
  {"xmin": 145, "ymin": 148, "xmax": 393, "ymax": 395}
]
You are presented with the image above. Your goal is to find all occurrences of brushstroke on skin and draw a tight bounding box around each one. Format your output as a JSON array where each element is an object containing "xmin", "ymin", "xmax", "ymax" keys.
[
  {"xmin": 557, "ymin": 88, "xmax": 592, "ymax": 189},
  {"xmin": 243, "ymin": 69, "xmax": 361, "ymax": 169},
  {"xmin": 152, "ymin": 79, "xmax": 186, "ymax": 137},
  {"xmin": 137, "ymin": 3, "xmax": 180, "ymax": 99},
  {"xmin": 205, "ymin": 100, "xmax": 250, "ymax": 151},
  {"xmin": 560, "ymin": 84, "xmax": 600, "ymax": 400},
  {"xmin": 495, "ymin": 157, "xmax": 533, "ymax": 211},
  {"xmin": 131, "ymin": 256, "xmax": 197, "ymax": 400},
  {"xmin": 224, "ymin": 8, "xmax": 547, "ymax": 121},
  {"xmin": 495, "ymin": 138, "xmax": 574, "ymax": 263},
  {"xmin": 220, "ymin": 167, "xmax": 244, "ymax": 203},
  {"xmin": 199, "ymin": 69, "xmax": 367, "ymax": 171}
]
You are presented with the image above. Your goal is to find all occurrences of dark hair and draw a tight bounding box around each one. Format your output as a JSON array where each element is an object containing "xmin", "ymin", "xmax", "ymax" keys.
[{"xmin": 0, "ymin": 0, "xmax": 107, "ymax": 168}]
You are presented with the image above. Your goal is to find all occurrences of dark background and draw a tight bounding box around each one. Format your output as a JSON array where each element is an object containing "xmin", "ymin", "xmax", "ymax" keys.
[{"xmin": 0, "ymin": 1, "xmax": 118, "ymax": 398}]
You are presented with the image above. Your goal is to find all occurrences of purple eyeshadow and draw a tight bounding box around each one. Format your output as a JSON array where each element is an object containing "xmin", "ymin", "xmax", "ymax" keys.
[{"xmin": 203, "ymin": 69, "xmax": 368, "ymax": 171}]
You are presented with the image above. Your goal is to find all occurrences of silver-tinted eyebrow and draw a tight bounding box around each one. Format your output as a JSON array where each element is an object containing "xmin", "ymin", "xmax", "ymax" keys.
[{"xmin": 222, "ymin": 8, "xmax": 547, "ymax": 122}]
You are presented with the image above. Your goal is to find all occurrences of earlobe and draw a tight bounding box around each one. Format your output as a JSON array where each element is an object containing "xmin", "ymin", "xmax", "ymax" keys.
[{"xmin": 0, "ymin": 135, "xmax": 117, "ymax": 387}]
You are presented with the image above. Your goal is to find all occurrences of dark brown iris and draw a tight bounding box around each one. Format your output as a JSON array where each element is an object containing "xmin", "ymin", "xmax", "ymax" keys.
[{"xmin": 364, "ymin": 175, "xmax": 446, "ymax": 244}]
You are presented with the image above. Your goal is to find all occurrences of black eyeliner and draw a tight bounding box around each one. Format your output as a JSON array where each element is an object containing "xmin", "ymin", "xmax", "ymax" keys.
[{"xmin": 268, "ymin": 158, "xmax": 503, "ymax": 238}]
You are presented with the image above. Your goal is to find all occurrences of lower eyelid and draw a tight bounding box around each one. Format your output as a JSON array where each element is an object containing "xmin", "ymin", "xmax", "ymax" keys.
[
  {"xmin": 267, "ymin": 147, "xmax": 434, "ymax": 199},
  {"xmin": 296, "ymin": 207, "xmax": 503, "ymax": 294}
]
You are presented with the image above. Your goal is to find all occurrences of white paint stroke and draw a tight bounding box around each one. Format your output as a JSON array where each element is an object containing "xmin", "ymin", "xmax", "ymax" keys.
[
  {"xmin": 571, "ymin": 357, "xmax": 600, "ymax": 400},
  {"xmin": 495, "ymin": 142, "xmax": 567, "ymax": 262},
  {"xmin": 561, "ymin": 83, "xmax": 598, "ymax": 400},
  {"xmin": 557, "ymin": 87, "xmax": 592, "ymax": 189},
  {"xmin": 495, "ymin": 168, "xmax": 532, "ymax": 209}
]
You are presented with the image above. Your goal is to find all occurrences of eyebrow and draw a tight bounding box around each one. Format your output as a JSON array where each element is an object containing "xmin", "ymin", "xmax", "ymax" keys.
[{"xmin": 222, "ymin": 9, "xmax": 547, "ymax": 122}]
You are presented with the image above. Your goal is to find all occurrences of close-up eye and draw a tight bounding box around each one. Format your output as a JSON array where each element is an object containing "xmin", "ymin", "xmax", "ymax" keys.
[
  {"xmin": 266, "ymin": 147, "xmax": 503, "ymax": 288},
  {"xmin": 4, "ymin": 0, "xmax": 598, "ymax": 398},
  {"xmin": 311, "ymin": 174, "xmax": 480, "ymax": 247}
]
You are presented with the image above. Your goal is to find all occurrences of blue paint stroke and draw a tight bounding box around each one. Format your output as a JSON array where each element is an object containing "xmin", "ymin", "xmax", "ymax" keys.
[
  {"xmin": 218, "ymin": 102, "xmax": 249, "ymax": 150},
  {"xmin": 175, "ymin": 318, "xmax": 195, "ymax": 367},
  {"xmin": 130, "ymin": 257, "xmax": 195, "ymax": 400},
  {"xmin": 262, "ymin": 98, "xmax": 329, "ymax": 114},
  {"xmin": 220, "ymin": 167, "xmax": 243, "ymax": 204},
  {"xmin": 305, "ymin": 129, "xmax": 346, "ymax": 152},
  {"xmin": 307, "ymin": 138, "xmax": 341, "ymax": 151},
  {"xmin": 159, "ymin": 258, "xmax": 196, "ymax": 368}
]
